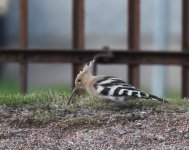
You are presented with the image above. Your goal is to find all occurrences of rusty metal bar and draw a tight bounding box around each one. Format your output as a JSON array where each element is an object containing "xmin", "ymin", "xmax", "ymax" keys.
[
  {"xmin": 19, "ymin": 0, "xmax": 28, "ymax": 94},
  {"xmin": 72, "ymin": 0, "xmax": 85, "ymax": 49},
  {"xmin": 72, "ymin": 0, "xmax": 85, "ymax": 93},
  {"xmin": 72, "ymin": 0, "xmax": 85, "ymax": 89},
  {"xmin": 0, "ymin": 49, "xmax": 188, "ymax": 65},
  {"xmin": 128, "ymin": 0, "xmax": 140, "ymax": 88},
  {"xmin": 182, "ymin": 0, "xmax": 189, "ymax": 98}
]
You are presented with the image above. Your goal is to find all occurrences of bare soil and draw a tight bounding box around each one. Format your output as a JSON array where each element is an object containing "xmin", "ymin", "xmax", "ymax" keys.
[{"xmin": 0, "ymin": 104, "xmax": 189, "ymax": 150}]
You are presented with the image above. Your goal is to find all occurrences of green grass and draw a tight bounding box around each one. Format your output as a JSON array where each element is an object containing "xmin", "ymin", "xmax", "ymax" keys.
[
  {"xmin": 0, "ymin": 89, "xmax": 188, "ymax": 111},
  {"xmin": 0, "ymin": 90, "xmax": 188, "ymax": 129},
  {"xmin": 0, "ymin": 79, "xmax": 182, "ymax": 98},
  {"xmin": 0, "ymin": 80, "xmax": 188, "ymax": 112},
  {"xmin": 0, "ymin": 79, "xmax": 72, "ymax": 94},
  {"xmin": 1, "ymin": 80, "xmax": 188, "ymax": 131},
  {"xmin": 165, "ymin": 90, "xmax": 181, "ymax": 99},
  {"xmin": 0, "ymin": 90, "xmax": 69, "ymax": 106},
  {"xmin": 0, "ymin": 80, "xmax": 19, "ymax": 94},
  {"xmin": 29, "ymin": 84, "xmax": 72, "ymax": 94}
]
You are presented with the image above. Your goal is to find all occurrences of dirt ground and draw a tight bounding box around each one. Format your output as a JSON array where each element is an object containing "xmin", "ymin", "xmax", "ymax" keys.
[{"xmin": 0, "ymin": 102, "xmax": 189, "ymax": 150}]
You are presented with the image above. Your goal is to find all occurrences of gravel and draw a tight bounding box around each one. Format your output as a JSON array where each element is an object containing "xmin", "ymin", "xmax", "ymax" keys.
[{"xmin": 0, "ymin": 105, "xmax": 189, "ymax": 150}]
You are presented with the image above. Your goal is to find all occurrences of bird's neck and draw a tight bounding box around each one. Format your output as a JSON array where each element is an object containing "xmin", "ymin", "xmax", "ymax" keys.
[{"xmin": 84, "ymin": 74, "xmax": 98, "ymax": 96}]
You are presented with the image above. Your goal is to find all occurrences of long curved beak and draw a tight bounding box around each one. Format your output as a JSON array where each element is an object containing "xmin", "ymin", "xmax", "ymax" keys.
[{"xmin": 67, "ymin": 87, "xmax": 77, "ymax": 105}]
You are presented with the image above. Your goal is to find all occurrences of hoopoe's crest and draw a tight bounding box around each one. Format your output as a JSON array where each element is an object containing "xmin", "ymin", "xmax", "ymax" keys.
[{"xmin": 68, "ymin": 59, "xmax": 168, "ymax": 105}]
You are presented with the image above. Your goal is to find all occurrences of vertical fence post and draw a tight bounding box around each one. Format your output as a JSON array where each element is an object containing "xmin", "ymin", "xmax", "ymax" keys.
[
  {"xmin": 128, "ymin": 0, "xmax": 140, "ymax": 87},
  {"xmin": 19, "ymin": 0, "xmax": 28, "ymax": 94},
  {"xmin": 72, "ymin": 0, "xmax": 85, "ymax": 92},
  {"xmin": 182, "ymin": 0, "xmax": 189, "ymax": 98}
]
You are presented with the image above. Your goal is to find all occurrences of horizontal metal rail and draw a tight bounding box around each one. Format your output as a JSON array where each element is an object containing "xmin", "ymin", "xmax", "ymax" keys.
[{"xmin": 0, "ymin": 49, "xmax": 188, "ymax": 66}]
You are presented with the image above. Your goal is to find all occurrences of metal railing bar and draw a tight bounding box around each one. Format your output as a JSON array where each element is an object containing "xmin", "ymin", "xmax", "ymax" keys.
[
  {"xmin": 128, "ymin": 0, "xmax": 140, "ymax": 87},
  {"xmin": 72, "ymin": 0, "xmax": 85, "ymax": 94},
  {"xmin": 19, "ymin": 0, "xmax": 28, "ymax": 94},
  {"xmin": 0, "ymin": 49, "xmax": 188, "ymax": 65}
]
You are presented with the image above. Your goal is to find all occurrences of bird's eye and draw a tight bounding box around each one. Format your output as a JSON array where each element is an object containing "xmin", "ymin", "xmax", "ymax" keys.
[{"xmin": 78, "ymin": 79, "xmax": 81, "ymax": 83}]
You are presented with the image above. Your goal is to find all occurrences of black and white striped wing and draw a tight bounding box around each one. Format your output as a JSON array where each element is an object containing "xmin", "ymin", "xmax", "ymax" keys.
[{"xmin": 93, "ymin": 76, "xmax": 149, "ymax": 100}]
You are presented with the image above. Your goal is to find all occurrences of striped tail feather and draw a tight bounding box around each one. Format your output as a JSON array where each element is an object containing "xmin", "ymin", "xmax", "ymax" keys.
[{"xmin": 148, "ymin": 94, "xmax": 168, "ymax": 103}]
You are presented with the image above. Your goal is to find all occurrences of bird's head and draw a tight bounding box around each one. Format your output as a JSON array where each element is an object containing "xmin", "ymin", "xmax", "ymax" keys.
[
  {"xmin": 68, "ymin": 59, "xmax": 95, "ymax": 105},
  {"xmin": 75, "ymin": 59, "xmax": 95, "ymax": 89}
]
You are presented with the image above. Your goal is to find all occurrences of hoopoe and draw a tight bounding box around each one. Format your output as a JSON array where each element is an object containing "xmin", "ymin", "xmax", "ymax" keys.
[{"xmin": 68, "ymin": 59, "xmax": 168, "ymax": 105}]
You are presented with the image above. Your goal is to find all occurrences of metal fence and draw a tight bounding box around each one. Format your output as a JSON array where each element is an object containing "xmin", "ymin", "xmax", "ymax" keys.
[{"xmin": 0, "ymin": 0, "xmax": 189, "ymax": 97}]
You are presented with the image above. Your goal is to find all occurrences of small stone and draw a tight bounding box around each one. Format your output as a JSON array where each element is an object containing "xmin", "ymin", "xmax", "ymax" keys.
[
  {"xmin": 135, "ymin": 122, "xmax": 142, "ymax": 127},
  {"xmin": 111, "ymin": 124, "xmax": 126, "ymax": 135},
  {"xmin": 52, "ymin": 145, "xmax": 60, "ymax": 150},
  {"xmin": 178, "ymin": 130, "xmax": 183, "ymax": 133},
  {"xmin": 158, "ymin": 135, "xmax": 165, "ymax": 142},
  {"xmin": 140, "ymin": 111, "xmax": 147, "ymax": 118},
  {"xmin": 184, "ymin": 134, "xmax": 189, "ymax": 139}
]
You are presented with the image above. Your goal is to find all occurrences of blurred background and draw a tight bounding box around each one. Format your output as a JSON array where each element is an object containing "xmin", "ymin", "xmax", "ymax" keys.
[{"xmin": 0, "ymin": 0, "xmax": 181, "ymax": 97}]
